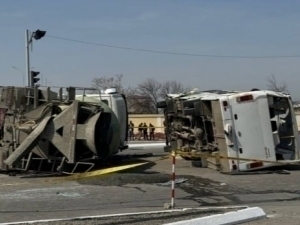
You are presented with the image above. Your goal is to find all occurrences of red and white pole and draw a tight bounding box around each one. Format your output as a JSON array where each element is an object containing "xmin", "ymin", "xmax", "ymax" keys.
[{"xmin": 171, "ymin": 151, "xmax": 176, "ymax": 208}]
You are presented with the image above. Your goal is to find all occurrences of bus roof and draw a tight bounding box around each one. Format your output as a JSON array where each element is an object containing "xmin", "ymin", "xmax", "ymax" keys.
[{"xmin": 166, "ymin": 89, "xmax": 290, "ymax": 101}]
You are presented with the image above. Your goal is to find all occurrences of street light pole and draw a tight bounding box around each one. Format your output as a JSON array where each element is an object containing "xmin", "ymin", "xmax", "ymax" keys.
[
  {"xmin": 25, "ymin": 29, "xmax": 30, "ymax": 87},
  {"xmin": 12, "ymin": 66, "xmax": 25, "ymax": 87},
  {"xmin": 25, "ymin": 29, "xmax": 46, "ymax": 87},
  {"xmin": 41, "ymin": 73, "xmax": 43, "ymax": 85}
]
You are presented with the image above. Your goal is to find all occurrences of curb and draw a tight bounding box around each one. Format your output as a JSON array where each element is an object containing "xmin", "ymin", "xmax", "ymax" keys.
[
  {"xmin": 128, "ymin": 143, "xmax": 166, "ymax": 148},
  {"xmin": 163, "ymin": 207, "xmax": 266, "ymax": 225},
  {"xmin": 0, "ymin": 206, "xmax": 248, "ymax": 225}
]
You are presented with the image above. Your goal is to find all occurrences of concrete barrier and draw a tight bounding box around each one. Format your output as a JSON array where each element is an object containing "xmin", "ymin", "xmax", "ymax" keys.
[
  {"xmin": 0, "ymin": 206, "xmax": 248, "ymax": 225},
  {"xmin": 163, "ymin": 207, "xmax": 266, "ymax": 225}
]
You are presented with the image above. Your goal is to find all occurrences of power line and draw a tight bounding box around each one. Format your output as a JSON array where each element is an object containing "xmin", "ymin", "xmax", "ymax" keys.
[{"xmin": 46, "ymin": 35, "xmax": 300, "ymax": 59}]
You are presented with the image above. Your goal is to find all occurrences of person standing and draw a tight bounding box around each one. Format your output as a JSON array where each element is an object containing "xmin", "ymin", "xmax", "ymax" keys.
[
  {"xmin": 149, "ymin": 123, "xmax": 155, "ymax": 140},
  {"xmin": 163, "ymin": 120, "xmax": 169, "ymax": 146},
  {"xmin": 143, "ymin": 122, "xmax": 148, "ymax": 140},
  {"xmin": 138, "ymin": 123, "xmax": 143, "ymax": 140},
  {"xmin": 128, "ymin": 121, "xmax": 135, "ymax": 141}
]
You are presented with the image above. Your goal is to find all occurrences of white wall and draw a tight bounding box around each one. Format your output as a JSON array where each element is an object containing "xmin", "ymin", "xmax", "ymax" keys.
[{"xmin": 296, "ymin": 115, "xmax": 300, "ymax": 131}]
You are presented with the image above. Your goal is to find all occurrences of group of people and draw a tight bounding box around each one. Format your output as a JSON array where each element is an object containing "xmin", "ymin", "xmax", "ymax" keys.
[{"xmin": 128, "ymin": 121, "xmax": 155, "ymax": 141}]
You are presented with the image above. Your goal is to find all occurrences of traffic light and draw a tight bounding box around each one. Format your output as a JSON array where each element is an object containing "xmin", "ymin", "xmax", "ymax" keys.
[
  {"xmin": 33, "ymin": 30, "xmax": 46, "ymax": 40},
  {"xmin": 31, "ymin": 71, "xmax": 40, "ymax": 86}
]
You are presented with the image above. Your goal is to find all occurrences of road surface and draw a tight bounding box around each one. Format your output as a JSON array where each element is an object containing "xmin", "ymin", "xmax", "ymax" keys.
[{"xmin": 1, "ymin": 142, "xmax": 300, "ymax": 224}]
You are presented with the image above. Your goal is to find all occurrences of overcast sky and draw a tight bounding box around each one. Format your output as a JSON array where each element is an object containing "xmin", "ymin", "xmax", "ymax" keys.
[{"xmin": 1, "ymin": 0, "xmax": 300, "ymax": 98}]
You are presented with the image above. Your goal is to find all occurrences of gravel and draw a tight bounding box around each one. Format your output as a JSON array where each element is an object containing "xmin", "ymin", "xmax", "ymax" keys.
[{"xmin": 18, "ymin": 209, "xmax": 237, "ymax": 225}]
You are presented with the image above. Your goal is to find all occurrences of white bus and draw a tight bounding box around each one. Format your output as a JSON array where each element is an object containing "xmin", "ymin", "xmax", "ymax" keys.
[{"xmin": 161, "ymin": 89, "xmax": 300, "ymax": 173}]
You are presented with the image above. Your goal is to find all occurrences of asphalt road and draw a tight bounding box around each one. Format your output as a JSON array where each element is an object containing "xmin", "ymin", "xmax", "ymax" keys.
[{"xmin": 1, "ymin": 142, "xmax": 300, "ymax": 224}]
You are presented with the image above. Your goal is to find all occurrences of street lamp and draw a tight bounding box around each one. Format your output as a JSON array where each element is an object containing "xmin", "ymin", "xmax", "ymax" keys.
[
  {"xmin": 12, "ymin": 66, "xmax": 25, "ymax": 87},
  {"xmin": 12, "ymin": 66, "xmax": 35, "ymax": 87},
  {"xmin": 25, "ymin": 29, "xmax": 46, "ymax": 87},
  {"xmin": 45, "ymin": 78, "xmax": 52, "ymax": 86}
]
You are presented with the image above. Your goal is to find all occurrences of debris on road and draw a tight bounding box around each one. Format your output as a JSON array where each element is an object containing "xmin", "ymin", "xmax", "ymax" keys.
[{"xmin": 155, "ymin": 178, "xmax": 188, "ymax": 186}]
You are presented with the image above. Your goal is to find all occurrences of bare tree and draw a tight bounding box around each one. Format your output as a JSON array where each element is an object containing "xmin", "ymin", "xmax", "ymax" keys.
[
  {"xmin": 126, "ymin": 79, "xmax": 191, "ymax": 114},
  {"xmin": 159, "ymin": 80, "xmax": 188, "ymax": 98},
  {"xmin": 267, "ymin": 75, "xmax": 288, "ymax": 93},
  {"xmin": 91, "ymin": 74, "xmax": 124, "ymax": 93},
  {"xmin": 137, "ymin": 78, "xmax": 162, "ymax": 113},
  {"xmin": 126, "ymin": 78, "xmax": 162, "ymax": 114},
  {"xmin": 90, "ymin": 76, "xmax": 190, "ymax": 114},
  {"xmin": 124, "ymin": 87, "xmax": 153, "ymax": 114}
]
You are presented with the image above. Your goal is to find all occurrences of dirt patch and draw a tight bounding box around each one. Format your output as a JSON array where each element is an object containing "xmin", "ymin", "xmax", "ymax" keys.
[{"xmin": 77, "ymin": 172, "xmax": 172, "ymax": 186}]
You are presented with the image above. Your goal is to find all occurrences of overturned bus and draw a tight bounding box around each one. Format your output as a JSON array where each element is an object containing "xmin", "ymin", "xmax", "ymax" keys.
[{"xmin": 157, "ymin": 89, "xmax": 300, "ymax": 173}]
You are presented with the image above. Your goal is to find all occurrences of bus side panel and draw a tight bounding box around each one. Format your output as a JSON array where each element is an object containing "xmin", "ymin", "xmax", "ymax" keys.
[
  {"xmin": 289, "ymin": 101, "xmax": 300, "ymax": 160},
  {"xmin": 211, "ymin": 100, "xmax": 231, "ymax": 173},
  {"xmin": 228, "ymin": 95, "xmax": 276, "ymax": 171}
]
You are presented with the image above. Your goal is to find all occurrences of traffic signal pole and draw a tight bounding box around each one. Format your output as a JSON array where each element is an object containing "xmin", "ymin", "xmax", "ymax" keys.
[
  {"xmin": 25, "ymin": 29, "xmax": 31, "ymax": 87},
  {"xmin": 25, "ymin": 29, "xmax": 46, "ymax": 87}
]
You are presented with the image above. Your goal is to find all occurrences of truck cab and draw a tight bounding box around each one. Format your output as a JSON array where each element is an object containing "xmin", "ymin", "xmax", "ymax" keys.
[{"xmin": 76, "ymin": 88, "xmax": 129, "ymax": 151}]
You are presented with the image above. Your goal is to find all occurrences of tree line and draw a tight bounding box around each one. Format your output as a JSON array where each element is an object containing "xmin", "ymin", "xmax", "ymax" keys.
[
  {"xmin": 91, "ymin": 74, "xmax": 190, "ymax": 114},
  {"xmin": 91, "ymin": 74, "xmax": 295, "ymax": 114}
]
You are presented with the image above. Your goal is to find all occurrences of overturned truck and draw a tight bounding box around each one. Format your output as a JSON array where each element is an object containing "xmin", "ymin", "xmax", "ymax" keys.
[
  {"xmin": 0, "ymin": 86, "xmax": 128, "ymax": 174},
  {"xmin": 158, "ymin": 89, "xmax": 300, "ymax": 173}
]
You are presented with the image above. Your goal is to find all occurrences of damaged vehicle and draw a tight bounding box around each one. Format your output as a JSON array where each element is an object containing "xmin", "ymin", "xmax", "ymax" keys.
[{"xmin": 158, "ymin": 88, "xmax": 300, "ymax": 173}]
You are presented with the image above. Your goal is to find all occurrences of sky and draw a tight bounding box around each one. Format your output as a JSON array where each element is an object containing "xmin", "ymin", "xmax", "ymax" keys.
[{"xmin": 1, "ymin": 0, "xmax": 300, "ymax": 98}]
